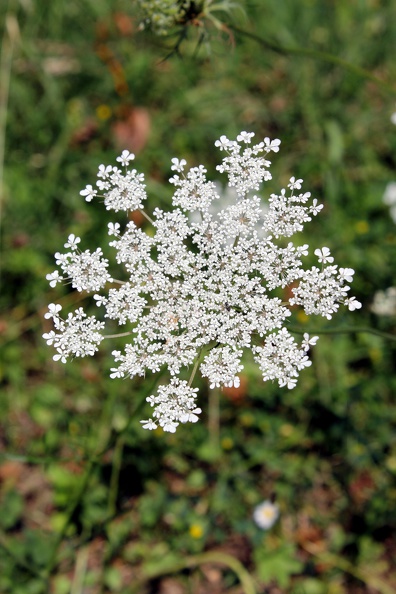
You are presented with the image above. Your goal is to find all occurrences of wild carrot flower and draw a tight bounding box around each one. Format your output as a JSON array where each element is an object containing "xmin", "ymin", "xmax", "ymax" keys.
[{"xmin": 44, "ymin": 132, "xmax": 361, "ymax": 432}]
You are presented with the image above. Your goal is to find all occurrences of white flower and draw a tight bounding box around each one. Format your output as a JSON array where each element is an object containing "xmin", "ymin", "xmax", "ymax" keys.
[
  {"xmin": 42, "ymin": 331, "xmax": 56, "ymax": 345},
  {"xmin": 201, "ymin": 346, "xmax": 244, "ymax": 389},
  {"xmin": 108, "ymin": 222, "xmax": 121, "ymax": 236},
  {"xmin": 140, "ymin": 419, "xmax": 158, "ymax": 430},
  {"xmin": 383, "ymin": 182, "xmax": 396, "ymax": 206},
  {"xmin": 44, "ymin": 132, "xmax": 361, "ymax": 431},
  {"xmin": 338, "ymin": 267, "xmax": 355, "ymax": 283},
  {"xmin": 301, "ymin": 333, "xmax": 319, "ymax": 351},
  {"xmin": 116, "ymin": 150, "xmax": 135, "ymax": 166},
  {"xmin": 253, "ymin": 328, "xmax": 312, "ymax": 389},
  {"xmin": 214, "ymin": 135, "xmax": 233, "ymax": 151},
  {"xmin": 237, "ymin": 131, "xmax": 255, "ymax": 144},
  {"xmin": 53, "ymin": 352, "xmax": 67, "ymax": 364},
  {"xmin": 371, "ymin": 287, "xmax": 396, "ymax": 316},
  {"xmin": 97, "ymin": 164, "xmax": 112, "ymax": 179},
  {"xmin": 44, "ymin": 303, "xmax": 62, "ymax": 319},
  {"xmin": 288, "ymin": 177, "xmax": 303, "ymax": 191},
  {"xmin": 80, "ymin": 184, "xmax": 97, "ymax": 202},
  {"xmin": 171, "ymin": 157, "xmax": 187, "ymax": 172},
  {"xmin": 263, "ymin": 137, "xmax": 281, "ymax": 153},
  {"xmin": 253, "ymin": 500, "xmax": 279, "ymax": 530},
  {"xmin": 383, "ymin": 182, "xmax": 396, "ymax": 223},
  {"xmin": 46, "ymin": 271, "xmax": 62, "ymax": 288},
  {"xmin": 391, "ymin": 112, "xmax": 396, "ymax": 125},
  {"xmin": 345, "ymin": 296, "xmax": 362, "ymax": 311},
  {"xmin": 93, "ymin": 293, "xmax": 107, "ymax": 307},
  {"xmin": 315, "ymin": 247, "xmax": 334, "ymax": 264},
  {"xmin": 64, "ymin": 234, "xmax": 81, "ymax": 250},
  {"xmin": 310, "ymin": 199, "xmax": 323, "ymax": 216}
]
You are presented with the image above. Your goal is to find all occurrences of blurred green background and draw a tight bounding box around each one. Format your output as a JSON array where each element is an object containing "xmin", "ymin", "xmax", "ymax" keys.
[{"xmin": 1, "ymin": 0, "xmax": 396, "ymax": 592}]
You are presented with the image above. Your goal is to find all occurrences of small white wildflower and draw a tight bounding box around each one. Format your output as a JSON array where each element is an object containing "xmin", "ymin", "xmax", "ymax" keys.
[
  {"xmin": 253, "ymin": 500, "xmax": 279, "ymax": 530},
  {"xmin": 140, "ymin": 419, "xmax": 158, "ymax": 430},
  {"xmin": 288, "ymin": 177, "xmax": 303, "ymax": 190},
  {"xmin": 110, "ymin": 367, "xmax": 124, "ymax": 379},
  {"xmin": 44, "ymin": 303, "xmax": 62, "ymax": 319},
  {"xmin": 214, "ymin": 135, "xmax": 233, "ymax": 151},
  {"xmin": 315, "ymin": 247, "xmax": 334, "ymax": 264},
  {"xmin": 339, "ymin": 268, "xmax": 355, "ymax": 283},
  {"xmin": 345, "ymin": 296, "xmax": 362, "ymax": 311},
  {"xmin": 116, "ymin": 150, "xmax": 135, "ymax": 166},
  {"xmin": 42, "ymin": 331, "xmax": 56, "ymax": 345},
  {"xmin": 108, "ymin": 222, "xmax": 121, "ymax": 236},
  {"xmin": 301, "ymin": 333, "xmax": 319, "ymax": 351},
  {"xmin": 310, "ymin": 198, "xmax": 323, "ymax": 216},
  {"xmin": 93, "ymin": 294, "xmax": 107, "ymax": 307},
  {"xmin": 237, "ymin": 131, "xmax": 255, "ymax": 143},
  {"xmin": 46, "ymin": 271, "xmax": 63, "ymax": 288},
  {"xmin": 171, "ymin": 157, "xmax": 187, "ymax": 172},
  {"xmin": 263, "ymin": 137, "xmax": 281, "ymax": 153},
  {"xmin": 297, "ymin": 244, "xmax": 309, "ymax": 257},
  {"xmin": 98, "ymin": 164, "xmax": 113, "ymax": 179},
  {"xmin": 180, "ymin": 408, "xmax": 202, "ymax": 423},
  {"xmin": 80, "ymin": 184, "xmax": 97, "ymax": 202},
  {"xmin": 64, "ymin": 234, "xmax": 81, "ymax": 250}
]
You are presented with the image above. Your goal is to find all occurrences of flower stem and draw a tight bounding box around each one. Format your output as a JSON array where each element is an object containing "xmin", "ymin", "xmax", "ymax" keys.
[
  {"xmin": 288, "ymin": 324, "xmax": 396, "ymax": 342},
  {"xmin": 230, "ymin": 25, "xmax": 395, "ymax": 94}
]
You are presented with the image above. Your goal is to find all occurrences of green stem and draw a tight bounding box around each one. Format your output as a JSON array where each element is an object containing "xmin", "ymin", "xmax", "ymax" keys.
[
  {"xmin": 230, "ymin": 25, "xmax": 395, "ymax": 95},
  {"xmin": 0, "ymin": 528, "xmax": 48, "ymax": 583},
  {"xmin": 288, "ymin": 325, "xmax": 396, "ymax": 342},
  {"xmin": 208, "ymin": 386, "xmax": 220, "ymax": 451},
  {"xmin": 139, "ymin": 208, "xmax": 154, "ymax": 225},
  {"xmin": 43, "ymin": 373, "xmax": 164, "ymax": 577},
  {"xmin": 0, "ymin": 7, "xmax": 18, "ymax": 291},
  {"xmin": 103, "ymin": 331, "xmax": 134, "ymax": 339},
  {"xmin": 107, "ymin": 435, "xmax": 124, "ymax": 517},
  {"xmin": 188, "ymin": 351, "xmax": 203, "ymax": 386},
  {"xmin": 143, "ymin": 550, "xmax": 257, "ymax": 594},
  {"xmin": 44, "ymin": 458, "xmax": 97, "ymax": 576},
  {"xmin": 302, "ymin": 542, "xmax": 394, "ymax": 594}
]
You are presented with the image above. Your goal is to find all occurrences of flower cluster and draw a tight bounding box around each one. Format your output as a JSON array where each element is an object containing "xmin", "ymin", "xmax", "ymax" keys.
[
  {"xmin": 137, "ymin": 0, "xmax": 241, "ymax": 37},
  {"xmin": 137, "ymin": 0, "xmax": 182, "ymax": 36},
  {"xmin": 43, "ymin": 132, "xmax": 361, "ymax": 432}
]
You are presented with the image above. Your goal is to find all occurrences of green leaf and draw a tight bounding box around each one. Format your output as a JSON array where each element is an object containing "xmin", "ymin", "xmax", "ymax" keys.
[
  {"xmin": 0, "ymin": 489, "xmax": 24, "ymax": 530},
  {"xmin": 254, "ymin": 544, "xmax": 303, "ymax": 588}
]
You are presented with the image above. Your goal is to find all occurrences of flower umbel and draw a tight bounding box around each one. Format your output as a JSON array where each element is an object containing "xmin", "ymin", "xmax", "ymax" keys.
[{"xmin": 44, "ymin": 132, "xmax": 361, "ymax": 431}]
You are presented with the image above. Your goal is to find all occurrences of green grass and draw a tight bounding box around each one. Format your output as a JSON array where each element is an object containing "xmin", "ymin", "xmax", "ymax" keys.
[{"xmin": 1, "ymin": 1, "xmax": 396, "ymax": 592}]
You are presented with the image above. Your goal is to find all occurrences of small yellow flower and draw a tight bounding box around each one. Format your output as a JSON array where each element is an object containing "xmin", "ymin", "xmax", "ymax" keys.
[
  {"xmin": 96, "ymin": 104, "xmax": 112, "ymax": 121},
  {"xmin": 279, "ymin": 423, "xmax": 293, "ymax": 437},
  {"xmin": 296, "ymin": 310, "xmax": 309, "ymax": 324},
  {"xmin": 189, "ymin": 524, "xmax": 203, "ymax": 539},
  {"xmin": 355, "ymin": 220, "xmax": 369, "ymax": 235},
  {"xmin": 221, "ymin": 437, "xmax": 234, "ymax": 450}
]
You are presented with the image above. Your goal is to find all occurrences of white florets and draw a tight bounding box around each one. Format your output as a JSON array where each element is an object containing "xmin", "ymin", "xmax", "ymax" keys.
[{"xmin": 44, "ymin": 133, "xmax": 361, "ymax": 432}]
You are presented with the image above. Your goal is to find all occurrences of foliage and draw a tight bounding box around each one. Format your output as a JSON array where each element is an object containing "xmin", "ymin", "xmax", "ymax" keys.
[{"xmin": 1, "ymin": 0, "xmax": 396, "ymax": 592}]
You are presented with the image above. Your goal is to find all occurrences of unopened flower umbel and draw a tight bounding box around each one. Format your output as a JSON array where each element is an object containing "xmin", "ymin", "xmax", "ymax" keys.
[{"xmin": 43, "ymin": 132, "xmax": 361, "ymax": 432}]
